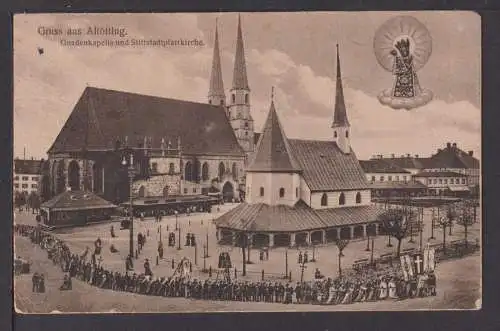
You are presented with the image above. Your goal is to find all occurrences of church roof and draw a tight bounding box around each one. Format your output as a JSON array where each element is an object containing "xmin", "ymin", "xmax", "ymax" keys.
[
  {"xmin": 232, "ymin": 14, "xmax": 249, "ymax": 90},
  {"xmin": 208, "ymin": 20, "xmax": 225, "ymax": 98},
  {"xmin": 381, "ymin": 156, "xmax": 436, "ymax": 170},
  {"xmin": 429, "ymin": 144, "xmax": 480, "ymax": 169},
  {"xmin": 41, "ymin": 190, "xmax": 117, "ymax": 211},
  {"xmin": 359, "ymin": 159, "xmax": 410, "ymax": 174},
  {"xmin": 247, "ymin": 101, "xmax": 301, "ymax": 172},
  {"xmin": 48, "ymin": 87, "xmax": 245, "ymax": 157},
  {"xmin": 332, "ymin": 44, "xmax": 350, "ymax": 128},
  {"xmin": 288, "ymin": 139, "xmax": 368, "ymax": 191},
  {"xmin": 215, "ymin": 200, "xmax": 383, "ymax": 232}
]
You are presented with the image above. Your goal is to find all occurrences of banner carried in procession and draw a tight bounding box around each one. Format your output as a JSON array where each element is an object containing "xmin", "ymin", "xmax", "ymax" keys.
[
  {"xmin": 400, "ymin": 255, "xmax": 415, "ymax": 281},
  {"xmin": 423, "ymin": 246, "xmax": 436, "ymax": 272}
]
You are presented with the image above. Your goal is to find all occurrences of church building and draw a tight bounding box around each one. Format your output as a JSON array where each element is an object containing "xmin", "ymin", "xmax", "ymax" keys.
[
  {"xmin": 215, "ymin": 46, "xmax": 384, "ymax": 248},
  {"xmin": 41, "ymin": 16, "xmax": 256, "ymax": 204}
]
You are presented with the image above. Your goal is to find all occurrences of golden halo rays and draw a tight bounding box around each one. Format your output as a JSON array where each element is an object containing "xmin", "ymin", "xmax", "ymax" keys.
[{"xmin": 374, "ymin": 15, "xmax": 432, "ymax": 72}]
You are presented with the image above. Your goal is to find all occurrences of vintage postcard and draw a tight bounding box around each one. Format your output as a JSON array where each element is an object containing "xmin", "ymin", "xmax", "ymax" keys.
[{"xmin": 13, "ymin": 12, "xmax": 481, "ymax": 313}]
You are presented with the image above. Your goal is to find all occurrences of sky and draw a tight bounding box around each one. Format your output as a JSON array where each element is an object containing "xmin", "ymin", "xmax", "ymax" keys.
[{"xmin": 13, "ymin": 12, "xmax": 481, "ymax": 161}]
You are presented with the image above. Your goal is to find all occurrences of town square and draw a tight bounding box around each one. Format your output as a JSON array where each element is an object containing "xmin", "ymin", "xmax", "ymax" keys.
[{"xmin": 13, "ymin": 12, "xmax": 481, "ymax": 313}]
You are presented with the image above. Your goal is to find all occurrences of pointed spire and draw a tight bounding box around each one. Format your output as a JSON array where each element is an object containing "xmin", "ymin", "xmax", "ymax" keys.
[
  {"xmin": 332, "ymin": 44, "xmax": 350, "ymax": 127},
  {"xmin": 232, "ymin": 14, "xmax": 249, "ymax": 90},
  {"xmin": 248, "ymin": 94, "xmax": 300, "ymax": 172},
  {"xmin": 208, "ymin": 18, "xmax": 225, "ymax": 100}
]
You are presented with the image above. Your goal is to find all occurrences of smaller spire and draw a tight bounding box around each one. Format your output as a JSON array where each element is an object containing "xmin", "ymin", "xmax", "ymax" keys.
[
  {"xmin": 332, "ymin": 43, "xmax": 350, "ymax": 128},
  {"xmin": 232, "ymin": 14, "xmax": 249, "ymax": 90},
  {"xmin": 208, "ymin": 18, "xmax": 225, "ymax": 101},
  {"xmin": 271, "ymin": 86, "xmax": 275, "ymax": 102}
]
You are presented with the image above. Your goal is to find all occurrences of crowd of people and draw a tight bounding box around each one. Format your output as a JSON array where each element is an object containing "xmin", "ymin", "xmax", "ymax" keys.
[{"xmin": 14, "ymin": 224, "xmax": 437, "ymax": 305}]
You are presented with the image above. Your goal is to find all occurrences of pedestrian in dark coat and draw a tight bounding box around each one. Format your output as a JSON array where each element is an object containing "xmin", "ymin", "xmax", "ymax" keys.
[
  {"xmin": 38, "ymin": 274, "xmax": 46, "ymax": 293},
  {"xmin": 32, "ymin": 272, "xmax": 39, "ymax": 292}
]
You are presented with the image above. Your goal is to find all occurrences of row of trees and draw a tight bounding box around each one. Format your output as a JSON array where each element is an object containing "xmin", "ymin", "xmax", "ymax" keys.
[
  {"xmin": 376, "ymin": 198, "xmax": 477, "ymax": 258},
  {"xmin": 222, "ymin": 198, "xmax": 477, "ymax": 280}
]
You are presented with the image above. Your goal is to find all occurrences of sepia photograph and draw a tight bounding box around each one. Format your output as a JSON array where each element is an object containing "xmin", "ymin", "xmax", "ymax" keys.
[{"xmin": 13, "ymin": 11, "xmax": 481, "ymax": 313}]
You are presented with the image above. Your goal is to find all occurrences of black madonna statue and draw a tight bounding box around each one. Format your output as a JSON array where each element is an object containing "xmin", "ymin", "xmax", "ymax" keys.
[{"xmin": 374, "ymin": 16, "xmax": 433, "ymax": 110}]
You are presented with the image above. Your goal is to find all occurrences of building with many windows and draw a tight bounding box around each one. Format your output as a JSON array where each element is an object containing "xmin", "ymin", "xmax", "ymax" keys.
[
  {"xmin": 359, "ymin": 158, "xmax": 427, "ymax": 198},
  {"xmin": 366, "ymin": 142, "xmax": 480, "ymax": 197},
  {"xmin": 413, "ymin": 171, "xmax": 469, "ymax": 196},
  {"xmin": 215, "ymin": 46, "xmax": 383, "ymax": 248},
  {"xmin": 13, "ymin": 158, "xmax": 43, "ymax": 195}
]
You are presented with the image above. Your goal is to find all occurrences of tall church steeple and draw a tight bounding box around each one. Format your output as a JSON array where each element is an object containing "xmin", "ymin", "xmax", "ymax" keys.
[
  {"xmin": 208, "ymin": 19, "xmax": 225, "ymax": 106},
  {"xmin": 228, "ymin": 14, "xmax": 254, "ymax": 154},
  {"xmin": 332, "ymin": 44, "xmax": 351, "ymax": 154}
]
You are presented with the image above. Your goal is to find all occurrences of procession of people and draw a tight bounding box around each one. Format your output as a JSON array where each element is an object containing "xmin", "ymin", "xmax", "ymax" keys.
[{"xmin": 14, "ymin": 224, "xmax": 438, "ymax": 306}]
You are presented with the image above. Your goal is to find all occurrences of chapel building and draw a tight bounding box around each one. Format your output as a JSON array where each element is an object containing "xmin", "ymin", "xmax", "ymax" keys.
[{"xmin": 215, "ymin": 45, "xmax": 384, "ymax": 248}]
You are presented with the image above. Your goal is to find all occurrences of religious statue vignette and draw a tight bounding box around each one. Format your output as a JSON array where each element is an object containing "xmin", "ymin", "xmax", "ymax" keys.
[{"xmin": 13, "ymin": 11, "xmax": 481, "ymax": 313}]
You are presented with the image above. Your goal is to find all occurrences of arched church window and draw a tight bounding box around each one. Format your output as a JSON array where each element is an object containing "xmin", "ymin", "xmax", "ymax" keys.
[
  {"xmin": 185, "ymin": 161, "xmax": 193, "ymax": 182},
  {"xmin": 245, "ymin": 131, "xmax": 248, "ymax": 136},
  {"xmin": 346, "ymin": 131, "xmax": 349, "ymax": 138},
  {"xmin": 232, "ymin": 94, "xmax": 235, "ymax": 104},
  {"xmin": 202, "ymin": 162, "xmax": 209, "ymax": 181},
  {"xmin": 220, "ymin": 100, "xmax": 224, "ymax": 106},
  {"xmin": 209, "ymin": 100, "xmax": 212, "ymax": 104},
  {"xmin": 232, "ymin": 163, "xmax": 238, "ymax": 180},
  {"xmin": 68, "ymin": 160, "xmax": 80, "ymax": 191},
  {"xmin": 356, "ymin": 192, "xmax": 362, "ymax": 204},
  {"xmin": 321, "ymin": 193, "xmax": 328, "ymax": 206},
  {"xmin": 260, "ymin": 187, "xmax": 264, "ymax": 197},
  {"xmin": 334, "ymin": 131, "xmax": 337, "ymax": 138},
  {"xmin": 245, "ymin": 94, "xmax": 249, "ymax": 104},
  {"xmin": 244, "ymin": 122, "xmax": 249, "ymax": 128},
  {"xmin": 296, "ymin": 187, "xmax": 298, "ymax": 198},
  {"xmin": 169, "ymin": 163, "xmax": 175, "ymax": 175},
  {"xmin": 218, "ymin": 162, "xmax": 225, "ymax": 179},
  {"xmin": 339, "ymin": 192, "xmax": 346, "ymax": 205},
  {"xmin": 279, "ymin": 188, "xmax": 285, "ymax": 198}
]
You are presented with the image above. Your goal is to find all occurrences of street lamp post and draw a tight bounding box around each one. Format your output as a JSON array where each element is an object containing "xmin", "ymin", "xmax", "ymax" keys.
[
  {"xmin": 122, "ymin": 153, "xmax": 135, "ymax": 260},
  {"xmin": 299, "ymin": 259, "xmax": 307, "ymax": 283},
  {"xmin": 365, "ymin": 232, "xmax": 371, "ymax": 251},
  {"xmin": 174, "ymin": 210, "xmax": 178, "ymax": 231},
  {"xmin": 419, "ymin": 207, "xmax": 423, "ymax": 251},
  {"xmin": 177, "ymin": 226, "xmax": 181, "ymax": 250},
  {"xmin": 430, "ymin": 208, "xmax": 436, "ymax": 240},
  {"xmin": 370, "ymin": 237, "xmax": 375, "ymax": 266}
]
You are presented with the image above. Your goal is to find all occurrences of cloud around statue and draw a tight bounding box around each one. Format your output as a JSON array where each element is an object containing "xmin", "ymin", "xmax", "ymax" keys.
[{"xmin": 378, "ymin": 87, "xmax": 433, "ymax": 110}]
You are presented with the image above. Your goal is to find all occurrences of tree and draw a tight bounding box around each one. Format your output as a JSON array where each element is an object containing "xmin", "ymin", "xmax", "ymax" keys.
[
  {"xmin": 31, "ymin": 192, "xmax": 41, "ymax": 213},
  {"xmin": 235, "ymin": 231, "xmax": 250, "ymax": 276},
  {"xmin": 14, "ymin": 191, "xmax": 26, "ymax": 210},
  {"xmin": 334, "ymin": 238, "xmax": 349, "ymax": 277},
  {"xmin": 437, "ymin": 204, "xmax": 456, "ymax": 254},
  {"xmin": 377, "ymin": 207, "xmax": 415, "ymax": 257},
  {"xmin": 456, "ymin": 202, "xmax": 475, "ymax": 249}
]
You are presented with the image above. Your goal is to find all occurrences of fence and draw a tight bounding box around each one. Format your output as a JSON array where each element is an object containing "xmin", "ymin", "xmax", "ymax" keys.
[{"xmin": 350, "ymin": 239, "xmax": 480, "ymax": 274}]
